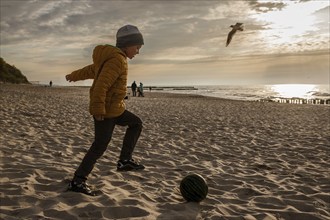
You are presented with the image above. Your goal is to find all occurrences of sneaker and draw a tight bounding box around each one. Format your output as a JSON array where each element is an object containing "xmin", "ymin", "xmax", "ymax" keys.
[
  {"xmin": 67, "ymin": 181, "xmax": 95, "ymax": 196},
  {"xmin": 117, "ymin": 159, "xmax": 145, "ymax": 171}
]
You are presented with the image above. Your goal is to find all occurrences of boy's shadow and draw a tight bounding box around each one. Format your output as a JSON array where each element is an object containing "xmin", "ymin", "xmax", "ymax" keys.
[{"xmin": 156, "ymin": 202, "xmax": 201, "ymax": 220}]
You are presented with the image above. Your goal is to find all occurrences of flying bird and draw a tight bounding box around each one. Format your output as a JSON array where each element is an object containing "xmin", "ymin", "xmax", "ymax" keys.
[{"xmin": 226, "ymin": 23, "xmax": 244, "ymax": 47}]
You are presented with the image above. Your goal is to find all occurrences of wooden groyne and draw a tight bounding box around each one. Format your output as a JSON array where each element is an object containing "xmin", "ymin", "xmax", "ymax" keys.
[{"xmin": 259, "ymin": 98, "xmax": 330, "ymax": 105}]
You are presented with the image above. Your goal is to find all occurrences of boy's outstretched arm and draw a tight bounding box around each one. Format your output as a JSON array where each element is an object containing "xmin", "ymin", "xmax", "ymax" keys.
[{"xmin": 66, "ymin": 64, "xmax": 95, "ymax": 82}]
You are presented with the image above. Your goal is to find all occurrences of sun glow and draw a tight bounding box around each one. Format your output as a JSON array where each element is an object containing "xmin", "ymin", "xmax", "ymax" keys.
[
  {"xmin": 252, "ymin": 1, "xmax": 329, "ymax": 50},
  {"xmin": 270, "ymin": 84, "xmax": 317, "ymax": 98}
]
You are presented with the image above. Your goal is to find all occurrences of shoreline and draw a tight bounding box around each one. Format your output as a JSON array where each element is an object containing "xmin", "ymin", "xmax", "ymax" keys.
[
  {"xmin": 5, "ymin": 83, "xmax": 329, "ymax": 105},
  {"xmin": 1, "ymin": 84, "xmax": 329, "ymax": 219}
]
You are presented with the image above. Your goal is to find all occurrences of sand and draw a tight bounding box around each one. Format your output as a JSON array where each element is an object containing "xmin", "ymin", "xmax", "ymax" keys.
[{"xmin": 0, "ymin": 84, "xmax": 329, "ymax": 220}]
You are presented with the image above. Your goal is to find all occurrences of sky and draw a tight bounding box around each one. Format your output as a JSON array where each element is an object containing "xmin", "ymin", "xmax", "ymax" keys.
[{"xmin": 0, "ymin": 0, "xmax": 329, "ymax": 86}]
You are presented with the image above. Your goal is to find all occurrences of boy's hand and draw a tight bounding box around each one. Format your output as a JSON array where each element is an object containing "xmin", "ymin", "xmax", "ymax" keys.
[
  {"xmin": 94, "ymin": 115, "xmax": 105, "ymax": 121},
  {"xmin": 66, "ymin": 74, "xmax": 74, "ymax": 82}
]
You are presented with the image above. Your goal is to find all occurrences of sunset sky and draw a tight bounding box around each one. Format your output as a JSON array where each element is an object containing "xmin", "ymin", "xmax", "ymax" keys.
[{"xmin": 1, "ymin": 0, "xmax": 329, "ymax": 86}]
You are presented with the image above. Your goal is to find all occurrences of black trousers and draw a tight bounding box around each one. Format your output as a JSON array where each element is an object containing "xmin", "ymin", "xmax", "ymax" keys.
[{"xmin": 73, "ymin": 110, "xmax": 142, "ymax": 182}]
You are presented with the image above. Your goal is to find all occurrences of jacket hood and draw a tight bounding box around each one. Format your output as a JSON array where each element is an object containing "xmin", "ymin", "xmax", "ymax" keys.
[{"xmin": 92, "ymin": 45, "xmax": 126, "ymax": 66}]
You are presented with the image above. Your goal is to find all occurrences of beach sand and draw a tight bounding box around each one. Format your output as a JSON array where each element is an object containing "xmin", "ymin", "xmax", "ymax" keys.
[{"xmin": 0, "ymin": 84, "xmax": 329, "ymax": 220}]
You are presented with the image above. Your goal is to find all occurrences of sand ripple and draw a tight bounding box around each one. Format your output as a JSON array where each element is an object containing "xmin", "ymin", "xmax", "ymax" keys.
[{"xmin": 1, "ymin": 84, "xmax": 329, "ymax": 219}]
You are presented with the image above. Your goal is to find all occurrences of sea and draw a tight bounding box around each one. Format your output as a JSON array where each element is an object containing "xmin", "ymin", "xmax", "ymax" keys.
[{"xmin": 151, "ymin": 84, "xmax": 330, "ymax": 104}]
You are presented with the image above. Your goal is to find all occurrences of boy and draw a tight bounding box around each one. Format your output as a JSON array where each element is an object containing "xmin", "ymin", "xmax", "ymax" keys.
[{"xmin": 65, "ymin": 25, "xmax": 145, "ymax": 196}]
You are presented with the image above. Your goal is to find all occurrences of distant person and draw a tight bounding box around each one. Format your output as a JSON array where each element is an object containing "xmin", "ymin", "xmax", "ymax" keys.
[
  {"xmin": 65, "ymin": 24, "xmax": 145, "ymax": 196},
  {"xmin": 138, "ymin": 82, "xmax": 144, "ymax": 97},
  {"xmin": 131, "ymin": 81, "xmax": 137, "ymax": 96},
  {"xmin": 49, "ymin": 81, "xmax": 52, "ymax": 87}
]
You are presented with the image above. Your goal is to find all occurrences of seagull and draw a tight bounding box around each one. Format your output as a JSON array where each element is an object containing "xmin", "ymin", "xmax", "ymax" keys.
[{"xmin": 226, "ymin": 23, "xmax": 244, "ymax": 47}]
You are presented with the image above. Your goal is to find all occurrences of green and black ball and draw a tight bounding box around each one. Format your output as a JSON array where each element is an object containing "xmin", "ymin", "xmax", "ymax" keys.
[{"xmin": 180, "ymin": 174, "xmax": 208, "ymax": 202}]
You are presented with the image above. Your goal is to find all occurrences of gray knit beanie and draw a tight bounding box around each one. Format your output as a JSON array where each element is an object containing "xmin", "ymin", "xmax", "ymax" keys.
[{"xmin": 116, "ymin": 25, "xmax": 144, "ymax": 48}]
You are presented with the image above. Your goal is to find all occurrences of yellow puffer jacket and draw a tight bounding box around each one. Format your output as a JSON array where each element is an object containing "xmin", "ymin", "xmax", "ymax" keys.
[{"xmin": 69, "ymin": 45, "xmax": 128, "ymax": 118}]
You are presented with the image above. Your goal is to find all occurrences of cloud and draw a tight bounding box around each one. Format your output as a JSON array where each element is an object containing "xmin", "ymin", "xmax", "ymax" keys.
[
  {"xmin": 253, "ymin": 51, "xmax": 328, "ymax": 85},
  {"xmin": 0, "ymin": 0, "xmax": 92, "ymax": 45},
  {"xmin": 313, "ymin": 5, "xmax": 330, "ymax": 29},
  {"xmin": 248, "ymin": 0, "xmax": 286, "ymax": 13},
  {"xmin": 0, "ymin": 0, "xmax": 329, "ymax": 85}
]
